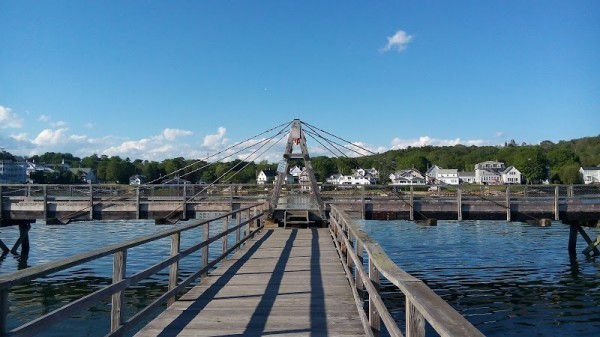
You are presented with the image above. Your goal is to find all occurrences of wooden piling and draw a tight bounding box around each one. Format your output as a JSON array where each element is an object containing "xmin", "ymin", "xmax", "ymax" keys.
[
  {"xmin": 11, "ymin": 223, "xmax": 31, "ymax": 255},
  {"xmin": 0, "ymin": 185, "xmax": 3, "ymax": 220},
  {"xmin": 136, "ymin": 186, "xmax": 140, "ymax": 220},
  {"xmin": 406, "ymin": 298, "xmax": 426, "ymax": 337},
  {"xmin": 89, "ymin": 184, "xmax": 94, "ymax": 220},
  {"xmin": 43, "ymin": 185, "xmax": 48, "ymax": 220},
  {"xmin": 554, "ymin": 186, "xmax": 560, "ymax": 221},
  {"xmin": 456, "ymin": 187, "xmax": 462, "ymax": 221},
  {"xmin": 409, "ymin": 186, "xmax": 414, "ymax": 221},
  {"xmin": 0, "ymin": 289, "xmax": 7, "ymax": 336},
  {"xmin": 506, "ymin": 186, "xmax": 511, "ymax": 221},
  {"xmin": 568, "ymin": 223, "xmax": 578, "ymax": 256}
]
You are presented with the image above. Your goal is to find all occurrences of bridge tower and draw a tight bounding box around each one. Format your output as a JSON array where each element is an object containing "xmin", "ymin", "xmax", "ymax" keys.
[{"xmin": 269, "ymin": 119, "xmax": 325, "ymax": 223}]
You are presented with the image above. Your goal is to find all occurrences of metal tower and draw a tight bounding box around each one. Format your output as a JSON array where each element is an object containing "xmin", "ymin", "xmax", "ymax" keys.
[{"xmin": 269, "ymin": 119, "xmax": 325, "ymax": 220}]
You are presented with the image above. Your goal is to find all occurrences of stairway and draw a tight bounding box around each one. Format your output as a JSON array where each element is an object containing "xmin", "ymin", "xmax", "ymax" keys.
[{"xmin": 283, "ymin": 209, "xmax": 314, "ymax": 228}]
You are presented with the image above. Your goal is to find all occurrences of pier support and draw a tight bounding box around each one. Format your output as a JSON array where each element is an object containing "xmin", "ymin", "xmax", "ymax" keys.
[
  {"xmin": 10, "ymin": 222, "xmax": 31, "ymax": 256},
  {"xmin": 566, "ymin": 221, "xmax": 600, "ymax": 257}
]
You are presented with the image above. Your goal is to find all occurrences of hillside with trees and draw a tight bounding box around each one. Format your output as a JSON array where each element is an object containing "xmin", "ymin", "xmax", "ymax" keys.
[{"xmin": 3, "ymin": 135, "xmax": 598, "ymax": 184}]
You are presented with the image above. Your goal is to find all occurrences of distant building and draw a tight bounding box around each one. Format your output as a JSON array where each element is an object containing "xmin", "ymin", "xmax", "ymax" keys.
[
  {"xmin": 0, "ymin": 160, "xmax": 27, "ymax": 184},
  {"xmin": 257, "ymin": 170, "xmax": 277, "ymax": 185},
  {"xmin": 458, "ymin": 171, "xmax": 476, "ymax": 184},
  {"xmin": 475, "ymin": 161, "xmax": 506, "ymax": 185},
  {"xmin": 501, "ymin": 166, "xmax": 522, "ymax": 184},
  {"xmin": 437, "ymin": 169, "xmax": 459, "ymax": 185},
  {"xmin": 129, "ymin": 175, "xmax": 146, "ymax": 185},
  {"xmin": 425, "ymin": 165, "xmax": 443, "ymax": 184},
  {"xmin": 389, "ymin": 169, "xmax": 426, "ymax": 185},
  {"xmin": 71, "ymin": 168, "xmax": 98, "ymax": 184},
  {"xmin": 580, "ymin": 167, "xmax": 600, "ymax": 185}
]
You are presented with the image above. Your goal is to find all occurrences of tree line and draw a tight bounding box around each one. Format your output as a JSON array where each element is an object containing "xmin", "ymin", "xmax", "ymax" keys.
[{"xmin": 3, "ymin": 135, "xmax": 598, "ymax": 184}]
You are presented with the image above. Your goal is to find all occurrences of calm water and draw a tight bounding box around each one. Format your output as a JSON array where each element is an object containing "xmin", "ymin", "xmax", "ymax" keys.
[
  {"xmin": 1, "ymin": 220, "xmax": 599, "ymax": 336},
  {"xmin": 359, "ymin": 220, "xmax": 600, "ymax": 337}
]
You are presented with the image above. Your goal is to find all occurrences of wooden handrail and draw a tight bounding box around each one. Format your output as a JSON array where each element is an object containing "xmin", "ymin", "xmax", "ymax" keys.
[
  {"xmin": 0, "ymin": 203, "xmax": 267, "ymax": 337},
  {"xmin": 329, "ymin": 205, "xmax": 485, "ymax": 337}
]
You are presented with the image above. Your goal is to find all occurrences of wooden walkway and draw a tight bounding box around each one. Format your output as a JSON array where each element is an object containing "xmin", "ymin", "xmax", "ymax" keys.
[{"xmin": 135, "ymin": 228, "xmax": 366, "ymax": 337}]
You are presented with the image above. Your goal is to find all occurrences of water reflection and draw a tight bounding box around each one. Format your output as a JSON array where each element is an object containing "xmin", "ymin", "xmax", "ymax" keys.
[{"xmin": 359, "ymin": 220, "xmax": 600, "ymax": 337}]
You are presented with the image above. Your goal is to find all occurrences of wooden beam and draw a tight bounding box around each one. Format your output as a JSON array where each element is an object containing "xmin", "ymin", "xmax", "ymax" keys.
[
  {"xmin": 202, "ymin": 222, "xmax": 209, "ymax": 278},
  {"xmin": 506, "ymin": 185, "xmax": 511, "ymax": 221},
  {"xmin": 554, "ymin": 185, "xmax": 560, "ymax": 221},
  {"xmin": 369, "ymin": 256, "xmax": 381, "ymax": 333}
]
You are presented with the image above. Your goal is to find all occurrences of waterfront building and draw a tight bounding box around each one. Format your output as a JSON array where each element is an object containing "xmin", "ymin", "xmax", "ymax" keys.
[
  {"xmin": 502, "ymin": 166, "xmax": 522, "ymax": 184},
  {"xmin": 389, "ymin": 168, "xmax": 426, "ymax": 185},
  {"xmin": 580, "ymin": 166, "xmax": 600, "ymax": 184},
  {"xmin": 0, "ymin": 160, "xmax": 27, "ymax": 184},
  {"xmin": 257, "ymin": 169, "xmax": 277, "ymax": 185}
]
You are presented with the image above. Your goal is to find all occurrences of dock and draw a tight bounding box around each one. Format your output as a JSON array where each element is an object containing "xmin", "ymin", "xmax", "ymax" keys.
[{"xmin": 135, "ymin": 228, "xmax": 366, "ymax": 336}]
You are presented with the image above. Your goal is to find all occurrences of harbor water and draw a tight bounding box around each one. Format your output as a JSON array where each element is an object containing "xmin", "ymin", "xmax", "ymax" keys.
[{"xmin": 1, "ymin": 219, "xmax": 599, "ymax": 336}]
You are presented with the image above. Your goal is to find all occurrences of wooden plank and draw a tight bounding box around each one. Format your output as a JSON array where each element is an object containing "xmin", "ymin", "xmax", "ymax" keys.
[{"xmin": 135, "ymin": 228, "xmax": 364, "ymax": 336}]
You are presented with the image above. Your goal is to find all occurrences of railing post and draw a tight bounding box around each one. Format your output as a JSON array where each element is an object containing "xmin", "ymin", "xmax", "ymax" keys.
[
  {"xmin": 406, "ymin": 298, "xmax": 425, "ymax": 337},
  {"xmin": 356, "ymin": 240, "xmax": 364, "ymax": 297},
  {"xmin": 368, "ymin": 256, "xmax": 381, "ymax": 333},
  {"xmin": 182, "ymin": 185, "xmax": 187, "ymax": 220},
  {"xmin": 202, "ymin": 222, "xmax": 209, "ymax": 277},
  {"xmin": 168, "ymin": 232, "xmax": 180, "ymax": 306},
  {"xmin": 222, "ymin": 216, "xmax": 228, "ymax": 256},
  {"xmin": 235, "ymin": 210, "xmax": 241, "ymax": 252},
  {"xmin": 506, "ymin": 185, "xmax": 511, "ymax": 221},
  {"xmin": 111, "ymin": 249, "xmax": 127, "ymax": 333},
  {"xmin": 554, "ymin": 185, "xmax": 560, "ymax": 221},
  {"xmin": 253, "ymin": 207, "xmax": 259, "ymax": 228}
]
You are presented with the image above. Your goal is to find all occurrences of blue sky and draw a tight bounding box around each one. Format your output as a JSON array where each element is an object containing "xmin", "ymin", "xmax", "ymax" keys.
[{"xmin": 1, "ymin": 1, "xmax": 599, "ymax": 161}]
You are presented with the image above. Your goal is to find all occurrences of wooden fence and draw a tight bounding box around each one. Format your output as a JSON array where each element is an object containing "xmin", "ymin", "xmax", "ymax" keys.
[
  {"xmin": 329, "ymin": 205, "xmax": 485, "ymax": 337},
  {"xmin": 0, "ymin": 203, "xmax": 266, "ymax": 337}
]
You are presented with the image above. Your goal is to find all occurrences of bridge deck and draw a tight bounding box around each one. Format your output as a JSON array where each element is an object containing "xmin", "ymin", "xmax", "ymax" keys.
[{"xmin": 135, "ymin": 228, "xmax": 366, "ymax": 337}]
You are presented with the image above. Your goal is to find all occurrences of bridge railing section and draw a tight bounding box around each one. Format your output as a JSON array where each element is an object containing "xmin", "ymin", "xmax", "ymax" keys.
[
  {"xmin": 0, "ymin": 203, "xmax": 266, "ymax": 337},
  {"xmin": 328, "ymin": 205, "xmax": 485, "ymax": 337}
]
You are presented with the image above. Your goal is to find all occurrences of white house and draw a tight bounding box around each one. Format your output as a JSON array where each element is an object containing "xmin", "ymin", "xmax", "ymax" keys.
[
  {"xmin": 501, "ymin": 166, "xmax": 522, "ymax": 184},
  {"xmin": 326, "ymin": 173, "xmax": 343, "ymax": 184},
  {"xmin": 580, "ymin": 167, "xmax": 600, "ymax": 184},
  {"xmin": 257, "ymin": 170, "xmax": 277, "ymax": 185},
  {"xmin": 425, "ymin": 165, "xmax": 443, "ymax": 184},
  {"xmin": 475, "ymin": 161, "xmax": 506, "ymax": 185},
  {"xmin": 389, "ymin": 169, "xmax": 426, "ymax": 185},
  {"xmin": 436, "ymin": 169, "xmax": 460, "ymax": 185},
  {"xmin": 0, "ymin": 160, "xmax": 27, "ymax": 184},
  {"xmin": 458, "ymin": 172, "xmax": 476, "ymax": 184},
  {"xmin": 129, "ymin": 175, "xmax": 146, "ymax": 185}
]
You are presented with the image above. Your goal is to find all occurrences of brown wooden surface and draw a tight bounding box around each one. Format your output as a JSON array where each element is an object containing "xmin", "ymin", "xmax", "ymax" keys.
[{"xmin": 135, "ymin": 228, "xmax": 365, "ymax": 337}]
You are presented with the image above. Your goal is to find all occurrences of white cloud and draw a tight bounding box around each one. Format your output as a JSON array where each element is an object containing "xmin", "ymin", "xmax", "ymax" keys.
[
  {"xmin": 33, "ymin": 128, "xmax": 70, "ymax": 145},
  {"xmin": 85, "ymin": 123, "xmax": 94, "ymax": 129},
  {"xmin": 380, "ymin": 30, "xmax": 414, "ymax": 53},
  {"xmin": 495, "ymin": 131, "xmax": 505, "ymax": 138},
  {"xmin": 38, "ymin": 114, "xmax": 50, "ymax": 122},
  {"xmin": 11, "ymin": 133, "xmax": 29, "ymax": 142},
  {"xmin": 51, "ymin": 121, "xmax": 67, "ymax": 128},
  {"xmin": 203, "ymin": 127, "xmax": 228, "ymax": 148},
  {"xmin": 0, "ymin": 105, "xmax": 23, "ymax": 128},
  {"xmin": 163, "ymin": 128, "xmax": 193, "ymax": 141},
  {"xmin": 391, "ymin": 136, "xmax": 487, "ymax": 149}
]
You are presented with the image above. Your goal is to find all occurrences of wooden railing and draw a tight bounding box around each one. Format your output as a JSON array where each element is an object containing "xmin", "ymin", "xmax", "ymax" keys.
[
  {"xmin": 329, "ymin": 205, "xmax": 485, "ymax": 337},
  {"xmin": 0, "ymin": 203, "xmax": 266, "ymax": 337}
]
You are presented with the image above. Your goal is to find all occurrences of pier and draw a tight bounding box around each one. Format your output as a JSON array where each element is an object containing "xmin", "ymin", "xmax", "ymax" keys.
[{"xmin": 0, "ymin": 120, "xmax": 598, "ymax": 336}]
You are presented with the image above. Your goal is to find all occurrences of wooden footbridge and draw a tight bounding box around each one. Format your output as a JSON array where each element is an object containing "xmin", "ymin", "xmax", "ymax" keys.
[{"xmin": 0, "ymin": 119, "xmax": 599, "ymax": 336}]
